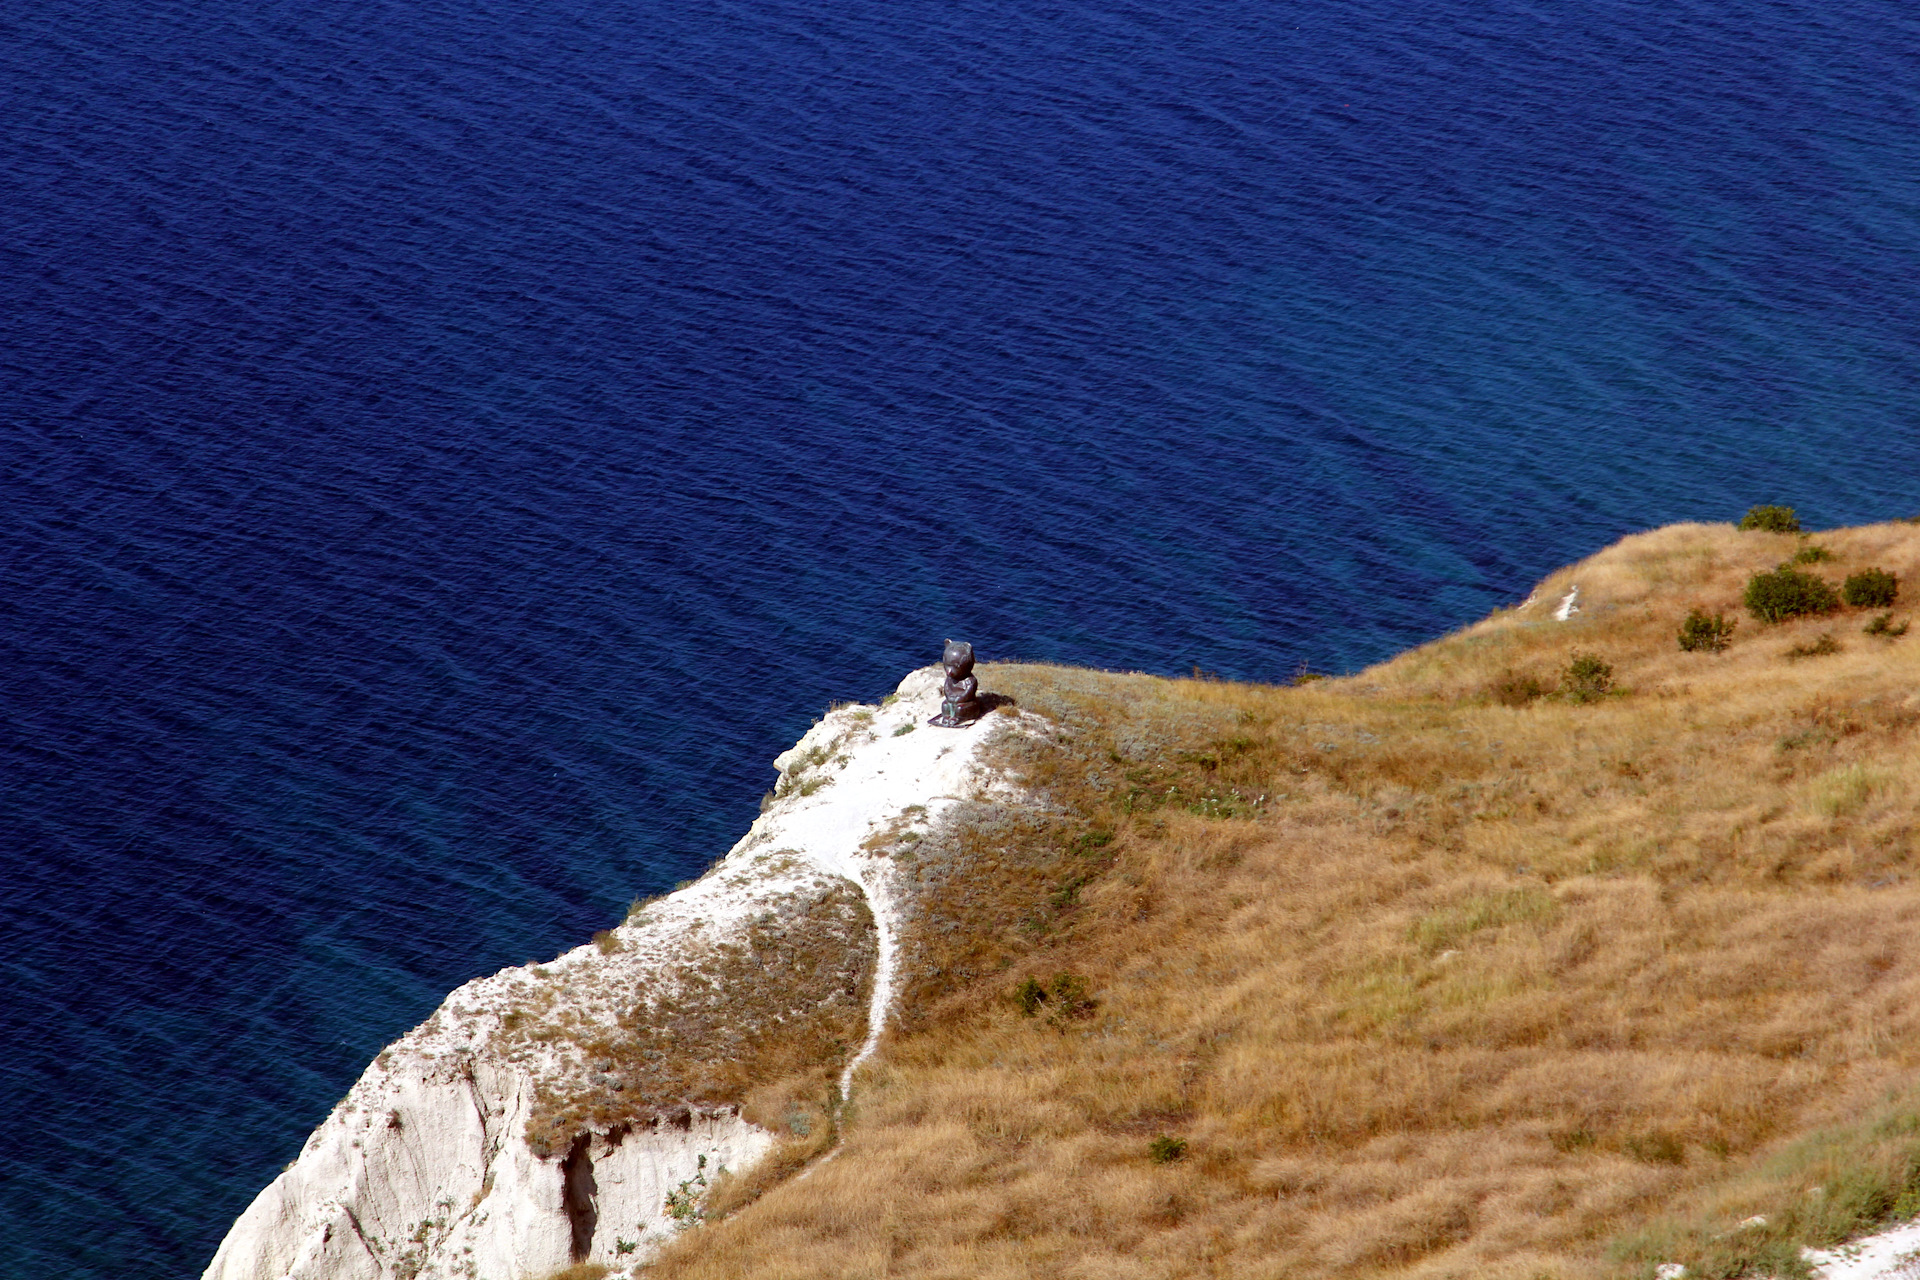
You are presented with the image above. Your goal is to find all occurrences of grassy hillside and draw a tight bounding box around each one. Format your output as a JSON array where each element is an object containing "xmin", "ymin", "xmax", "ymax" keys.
[{"xmin": 648, "ymin": 518, "xmax": 1920, "ymax": 1280}]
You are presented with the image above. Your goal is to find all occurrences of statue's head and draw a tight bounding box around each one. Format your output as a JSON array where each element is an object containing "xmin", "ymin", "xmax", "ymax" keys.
[{"xmin": 942, "ymin": 639, "xmax": 975, "ymax": 677}]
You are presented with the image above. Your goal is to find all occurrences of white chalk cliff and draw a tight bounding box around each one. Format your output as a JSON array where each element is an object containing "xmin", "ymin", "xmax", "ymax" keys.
[{"xmin": 203, "ymin": 665, "xmax": 1020, "ymax": 1280}]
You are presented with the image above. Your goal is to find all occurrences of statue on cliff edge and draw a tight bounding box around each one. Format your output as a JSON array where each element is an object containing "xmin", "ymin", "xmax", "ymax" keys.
[{"xmin": 928, "ymin": 639, "xmax": 982, "ymax": 728}]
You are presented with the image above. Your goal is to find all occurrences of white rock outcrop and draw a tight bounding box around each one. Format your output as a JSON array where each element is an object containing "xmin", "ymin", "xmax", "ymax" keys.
[{"xmin": 204, "ymin": 665, "xmax": 1016, "ymax": 1280}]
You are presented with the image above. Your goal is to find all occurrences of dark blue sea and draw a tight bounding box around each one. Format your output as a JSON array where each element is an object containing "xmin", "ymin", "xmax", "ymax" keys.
[{"xmin": 4, "ymin": 0, "xmax": 1919, "ymax": 1272}]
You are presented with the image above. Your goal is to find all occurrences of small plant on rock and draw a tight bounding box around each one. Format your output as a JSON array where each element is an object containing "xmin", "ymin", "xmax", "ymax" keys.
[
  {"xmin": 1745, "ymin": 567, "xmax": 1840, "ymax": 623},
  {"xmin": 1842, "ymin": 568, "xmax": 1899, "ymax": 608},
  {"xmin": 1677, "ymin": 610, "xmax": 1736, "ymax": 653},
  {"xmin": 1739, "ymin": 504, "xmax": 1802, "ymax": 533},
  {"xmin": 1562, "ymin": 652, "xmax": 1614, "ymax": 703},
  {"xmin": 664, "ymin": 1155, "xmax": 712, "ymax": 1229}
]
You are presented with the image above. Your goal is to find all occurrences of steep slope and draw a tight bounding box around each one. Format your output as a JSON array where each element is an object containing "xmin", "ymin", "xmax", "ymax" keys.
[
  {"xmin": 638, "ymin": 519, "xmax": 1920, "ymax": 1280},
  {"xmin": 203, "ymin": 665, "xmax": 1029, "ymax": 1280}
]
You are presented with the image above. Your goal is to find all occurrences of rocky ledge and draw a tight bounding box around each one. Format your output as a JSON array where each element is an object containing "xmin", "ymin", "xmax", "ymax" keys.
[{"xmin": 204, "ymin": 665, "xmax": 1025, "ymax": 1280}]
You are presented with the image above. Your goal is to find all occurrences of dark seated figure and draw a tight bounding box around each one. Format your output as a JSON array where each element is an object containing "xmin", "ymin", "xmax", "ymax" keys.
[{"xmin": 928, "ymin": 639, "xmax": 982, "ymax": 727}]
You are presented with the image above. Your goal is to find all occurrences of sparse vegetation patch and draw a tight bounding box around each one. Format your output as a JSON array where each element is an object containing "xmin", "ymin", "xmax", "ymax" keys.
[
  {"xmin": 516, "ymin": 880, "xmax": 876, "ymax": 1159},
  {"xmin": 1739, "ymin": 504, "xmax": 1802, "ymax": 533},
  {"xmin": 1490, "ymin": 668, "xmax": 1551, "ymax": 706},
  {"xmin": 1786, "ymin": 633, "xmax": 1841, "ymax": 661}
]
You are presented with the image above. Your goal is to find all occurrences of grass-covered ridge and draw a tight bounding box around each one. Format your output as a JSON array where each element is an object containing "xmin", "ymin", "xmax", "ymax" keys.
[{"xmin": 645, "ymin": 518, "xmax": 1920, "ymax": 1280}]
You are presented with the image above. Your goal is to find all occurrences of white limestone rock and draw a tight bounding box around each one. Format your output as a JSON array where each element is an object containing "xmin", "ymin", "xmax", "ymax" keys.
[{"xmin": 204, "ymin": 664, "xmax": 1019, "ymax": 1280}]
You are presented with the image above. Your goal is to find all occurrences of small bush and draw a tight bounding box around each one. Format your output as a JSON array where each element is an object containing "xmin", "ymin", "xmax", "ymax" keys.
[
  {"xmin": 1864, "ymin": 613, "xmax": 1910, "ymax": 638},
  {"xmin": 1149, "ymin": 1135, "xmax": 1188, "ymax": 1164},
  {"xmin": 1793, "ymin": 543, "xmax": 1834, "ymax": 564},
  {"xmin": 1677, "ymin": 610, "xmax": 1736, "ymax": 653},
  {"xmin": 1562, "ymin": 652, "xmax": 1614, "ymax": 703},
  {"xmin": 1740, "ymin": 504, "xmax": 1802, "ymax": 533},
  {"xmin": 1843, "ymin": 568, "xmax": 1899, "ymax": 608},
  {"xmin": 1490, "ymin": 669, "xmax": 1550, "ymax": 707},
  {"xmin": 1014, "ymin": 976, "xmax": 1047, "ymax": 1017},
  {"xmin": 1786, "ymin": 633, "xmax": 1841, "ymax": 661},
  {"xmin": 1745, "ymin": 568, "xmax": 1840, "ymax": 623}
]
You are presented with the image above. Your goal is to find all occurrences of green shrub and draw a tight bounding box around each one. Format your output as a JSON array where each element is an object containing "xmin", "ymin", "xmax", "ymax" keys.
[
  {"xmin": 1562, "ymin": 652, "xmax": 1614, "ymax": 703},
  {"xmin": 1786, "ymin": 633, "xmax": 1841, "ymax": 661},
  {"xmin": 1792, "ymin": 543, "xmax": 1834, "ymax": 564},
  {"xmin": 1842, "ymin": 568, "xmax": 1899, "ymax": 608},
  {"xmin": 1015, "ymin": 976, "xmax": 1047, "ymax": 1017},
  {"xmin": 1745, "ymin": 568, "xmax": 1840, "ymax": 623},
  {"xmin": 1677, "ymin": 610, "xmax": 1736, "ymax": 653},
  {"xmin": 1864, "ymin": 613, "xmax": 1910, "ymax": 639},
  {"xmin": 1149, "ymin": 1135, "xmax": 1188, "ymax": 1164},
  {"xmin": 1740, "ymin": 505, "xmax": 1802, "ymax": 533}
]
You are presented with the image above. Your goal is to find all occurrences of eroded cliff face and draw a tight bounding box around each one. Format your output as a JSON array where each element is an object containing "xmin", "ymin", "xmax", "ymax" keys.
[{"xmin": 204, "ymin": 665, "xmax": 1021, "ymax": 1280}]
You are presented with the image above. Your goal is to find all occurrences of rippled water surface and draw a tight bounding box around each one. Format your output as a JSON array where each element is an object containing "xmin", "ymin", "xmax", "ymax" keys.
[{"xmin": 4, "ymin": 0, "xmax": 1919, "ymax": 1272}]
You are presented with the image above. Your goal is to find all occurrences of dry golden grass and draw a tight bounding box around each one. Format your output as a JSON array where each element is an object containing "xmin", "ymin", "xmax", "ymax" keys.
[
  {"xmin": 518, "ymin": 880, "xmax": 875, "ymax": 1158},
  {"xmin": 645, "ymin": 520, "xmax": 1920, "ymax": 1280}
]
